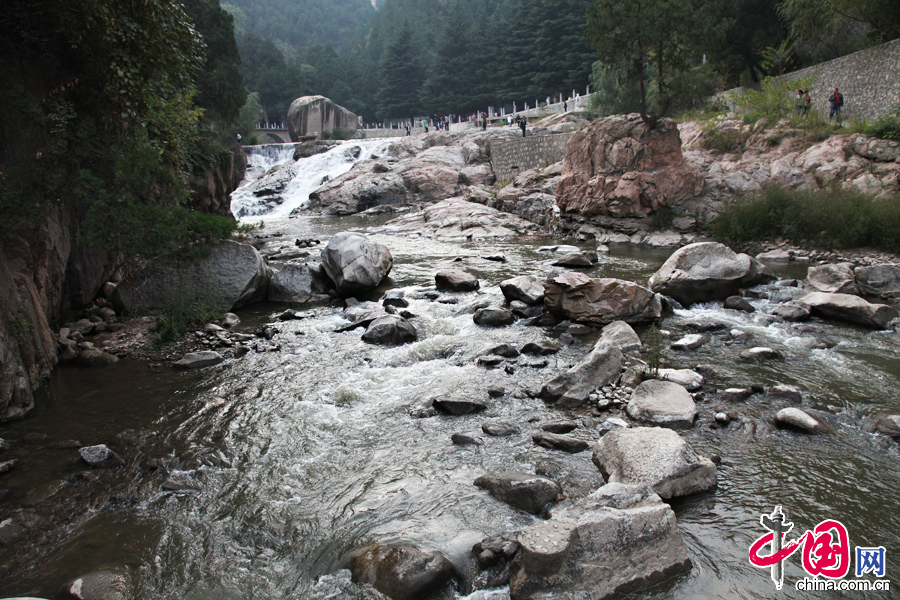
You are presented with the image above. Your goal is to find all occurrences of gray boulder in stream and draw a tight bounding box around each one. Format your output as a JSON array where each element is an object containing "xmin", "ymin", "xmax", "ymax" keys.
[
  {"xmin": 626, "ymin": 380, "xmax": 698, "ymax": 429},
  {"xmin": 268, "ymin": 262, "xmax": 331, "ymax": 305},
  {"xmin": 648, "ymin": 242, "xmax": 775, "ymax": 305},
  {"xmin": 508, "ymin": 483, "xmax": 692, "ymax": 600},
  {"xmin": 474, "ymin": 472, "xmax": 562, "ymax": 514},
  {"xmin": 113, "ymin": 241, "xmax": 271, "ymax": 313},
  {"xmin": 347, "ymin": 543, "xmax": 457, "ymax": 600},
  {"xmin": 361, "ymin": 315, "xmax": 417, "ymax": 346},
  {"xmin": 592, "ymin": 427, "xmax": 717, "ymax": 499},
  {"xmin": 544, "ymin": 271, "xmax": 662, "ymax": 325},
  {"xmin": 798, "ymin": 292, "xmax": 898, "ymax": 329},
  {"xmin": 320, "ymin": 232, "xmax": 393, "ymax": 296}
]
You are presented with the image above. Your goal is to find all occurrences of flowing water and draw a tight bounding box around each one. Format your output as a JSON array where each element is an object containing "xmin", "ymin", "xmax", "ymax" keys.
[{"xmin": 1, "ymin": 148, "xmax": 899, "ymax": 599}]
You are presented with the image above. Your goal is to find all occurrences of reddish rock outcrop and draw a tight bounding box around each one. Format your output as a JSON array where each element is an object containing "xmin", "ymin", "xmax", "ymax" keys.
[{"xmin": 556, "ymin": 114, "xmax": 703, "ymax": 219}]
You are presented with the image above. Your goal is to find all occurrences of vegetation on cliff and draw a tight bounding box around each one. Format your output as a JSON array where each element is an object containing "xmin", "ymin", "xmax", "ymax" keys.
[{"xmin": 0, "ymin": 0, "xmax": 246, "ymax": 260}]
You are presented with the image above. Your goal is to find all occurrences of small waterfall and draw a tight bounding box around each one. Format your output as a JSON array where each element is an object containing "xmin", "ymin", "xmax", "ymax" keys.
[{"xmin": 231, "ymin": 140, "xmax": 394, "ymax": 222}]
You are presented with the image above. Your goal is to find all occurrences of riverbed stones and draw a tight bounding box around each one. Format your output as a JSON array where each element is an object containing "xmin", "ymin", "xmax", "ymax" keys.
[
  {"xmin": 113, "ymin": 241, "xmax": 271, "ymax": 313},
  {"xmin": 74, "ymin": 348, "xmax": 119, "ymax": 368},
  {"xmin": 539, "ymin": 344, "xmax": 622, "ymax": 408},
  {"xmin": 348, "ymin": 544, "xmax": 456, "ymax": 600},
  {"xmin": 670, "ymin": 334, "xmax": 708, "ymax": 351},
  {"xmin": 361, "ymin": 315, "xmax": 417, "ymax": 346},
  {"xmin": 482, "ymin": 422, "xmax": 518, "ymax": 436},
  {"xmin": 721, "ymin": 388, "xmax": 753, "ymax": 402},
  {"xmin": 320, "ymin": 232, "xmax": 393, "ymax": 296},
  {"xmin": 79, "ymin": 444, "xmax": 124, "ymax": 468},
  {"xmin": 435, "ymin": 269, "xmax": 479, "ymax": 292},
  {"xmin": 508, "ymin": 483, "xmax": 692, "ymax": 600},
  {"xmin": 173, "ymin": 351, "xmax": 224, "ymax": 369},
  {"xmin": 488, "ymin": 344, "xmax": 519, "ymax": 358},
  {"xmin": 433, "ymin": 397, "xmax": 487, "ymax": 415},
  {"xmin": 544, "ymin": 271, "xmax": 662, "ymax": 325},
  {"xmin": 739, "ymin": 347, "xmax": 784, "ymax": 360},
  {"xmin": 473, "ymin": 308, "xmax": 515, "ymax": 327},
  {"xmin": 592, "ymin": 427, "xmax": 717, "ymax": 499},
  {"xmin": 798, "ymin": 292, "xmax": 898, "ymax": 329},
  {"xmin": 268, "ymin": 262, "xmax": 331, "ymax": 304},
  {"xmin": 65, "ymin": 568, "xmax": 133, "ymax": 600},
  {"xmin": 533, "ymin": 432, "xmax": 589, "ymax": 454},
  {"xmin": 474, "ymin": 472, "xmax": 562, "ymax": 514},
  {"xmin": 767, "ymin": 384, "xmax": 802, "ymax": 404},
  {"xmin": 724, "ymin": 296, "xmax": 755, "ymax": 313},
  {"xmin": 626, "ymin": 380, "xmax": 697, "ymax": 428},
  {"xmin": 855, "ymin": 265, "xmax": 900, "ymax": 299},
  {"xmin": 648, "ymin": 242, "xmax": 775, "ymax": 305},
  {"xmin": 772, "ymin": 304, "xmax": 810, "ymax": 321},
  {"xmin": 541, "ymin": 420, "xmax": 578, "ymax": 434},
  {"xmin": 521, "ymin": 342, "xmax": 560, "ymax": 356},
  {"xmin": 774, "ymin": 407, "xmax": 832, "ymax": 434},
  {"xmin": 552, "ymin": 253, "xmax": 595, "ymax": 268},
  {"xmin": 807, "ymin": 263, "xmax": 859, "ymax": 295},
  {"xmin": 500, "ymin": 275, "xmax": 544, "ymax": 304}
]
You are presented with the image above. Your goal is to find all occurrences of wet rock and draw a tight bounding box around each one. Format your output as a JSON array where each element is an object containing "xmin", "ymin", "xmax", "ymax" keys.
[
  {"xmin": 65, "ymin": 568, "xmax": 133, "ymax": 600},
  {"xmin": 855, "ymin": 265, "xmax": 900, "ymax": 299},
  {"xmin": 656, "ymin": 368, "xmax": 704, "ymax": 391},
  {"xmin": 532, "ymin": 432, "xmax": 589, "ymax": 453},
  {"xmin": 539, "ymin": 344, "xmax": 622, "ymax": 408},
  {"xmin": 772, "ymin": 304, "xmax": 810, "ymax": 321},
  {"xmin": 721, "ymin": 388, "xmax": 753, "ymax": 402},
  {"xmin": 203, "ymin": 323, "xmax": 225, "ymax": 333},
  {"xmin": 552, "ymin": 253, "xmax": 595, "ymax": 268},
  {"xmin": 0, "ymin": 518, "xmax": 25, "ymax": 545},
  {"xmin": 268, "ymin": 262, "xmax": 331, "ymax": 304},
  {"xmin": 74, "ymin": 348, "xmax": 120, "ymax": 368},
  {"xmin": 321, "ymin": 232, "xmax": 393, "ymax": 296},
  {"xmin": 807, "ymin": 263, "xmax": 859, "ymax": 295},
  {"xmin": 500, "ymin": 275, "xmax": 545, "ymax": 305},
  {"xmin": 593, "ymin": 427, "xmax": 717, "ymax": 499},
  {"xmin": 484, "ymin": 254, "xmax": 507, "ymax": 262},
  {"xmin": 473, "ymin": 308, "xmax": 515, "ymax": 327},
  {"xmin": 234, "ymin": 345, "xmax": 250, "ymax": 358},
  {"xmin": 474, "ymin": 472, "xmax": 562, "ymax": 514},
  {"xmin": 435, "ymin": 269, "xmax": 479, "ymax": 292},
  {"xmin": 473, "ymin": 533, "xmax": 520, "ymax": 568},
  {"xmin": 476, "ymin": 355, "xmax": 504, "ymax": 367},
  {"xmin": 0, "ymin": 460, "xmax": 16, "ymax": 475},
  {"xmin": 544, "ymin": 272, "xmax": 662, "ymax": 325},
  {"xmin": 598, "ymin": 417, "xmax": 629, "ymax": 435},
  {"xmin": 508, "ymin": 483, "xmax": 692, "ymax": 600},
  {"xmin": 488, "ymin": 344, "xmax": 520, "ymax": 358},
  {"xmin": 739, "ymin": 347, "xmax": 784, "ymax": 360},
  {"xmin": 775, "ymin": 407, "xmax": 832, "ymax": 434},
  {"xmin": 715, "ymin": 412, "xmax": 731, "ymax": 424},
  {"xmin": 724, "ymin": 296, "xmax": 755, "ymax": 313},
  {"xmin": 670, "ymin": 334, "xmax": 708, "ymax": 351},
  {"xmin": 598, "ymin": 321, "xmax": 642, "ymax": 354},
  {"xmin": 173, "ymin": 351, "xmax": 224, "ymax": 369},
  {"xmin": 451, "ymin": 433, "xmax": 482, "ymax": 446},
  {"xmin": 648, "ymin": 242, "xmax": 775, "ymax": 305},
  {"xmin": 767, "ymin": 384, "xmax": 802, "ymax": 404},
  {"xmin": 161, "ymin": 477, "xmax": 202, "ymax": 493},
  {"xmin": 798, "ymin": 292, "xmax": 898, "ymax": 329},
  {"xmin": 521, "ymin": 342, "xmax": 560, "ymax": 356},
  {"xmin": 541, "ymin": 421, "xmax": 578, "ymax": 434},
  {"xmin": 382, "ymin": 290, "xmax": 409, "ymax": 308},
  {"xmin": 565, "ymin": 323, "xmax": 592, "ymax": 336},
  {"xmin": 482, "ymin": 422, "xmax": 518, "ymax": 436},
  {"xmin": 874, "ymin": 415, "xmax": 900, "ymax": 439},
  {"xmin": 487, "ymin": 386, "xmax": 506, "ymax": 398},
  {"xmin": 361, "ymin": 315, "xmax": 417, "ymax": 346},
  {"xmin": 626, "ymin": 380, "xmax": 697, "ymax": 429},
  {"xmin": 433, "ymin": 397, "xmax": 487, "ymax": 415},
  {"xmin": 336, "ymin": 309, "xmax": 388, "ymax": 332},
  {"xmin": 378, "ymin": 198, "xmax": 537, "ymax": 239},
  {"xmin": 278, "ymin": 309, "xmax": 305, "ymax": 321},
  {"xmin": 509, "ymin": 300, "xmax": 542, "ymax": 319},
  {"xmin": 79, "ymin": 444, "xmax": 124, "ymax": 468},
  {"xmin": 348, "ymin": 544, "xmax": 457, "ymax": 600},
  {"xmin": 221, "ymin": 312, "xmax": 240, "ymax": 328},
  {"xmin": 756, "ymin": 249, "xmax": 791, "ymax": 263}
]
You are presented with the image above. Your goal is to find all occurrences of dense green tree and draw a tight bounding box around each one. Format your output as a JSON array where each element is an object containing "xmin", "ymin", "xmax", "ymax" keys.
[
  {"xmin": 376, "ymin": 23, "xmax": 424, "ymax": 119},
  {"xmin": 420, "ymin": 8, "xmax": 476, "ymax": 114},
  {"xmin": 710, "ymin": 0, "xmax": 788, "ymax": 86},
  {"xmin": 586, "ymin": 0, "xmax": 725, "ymax": 126}
]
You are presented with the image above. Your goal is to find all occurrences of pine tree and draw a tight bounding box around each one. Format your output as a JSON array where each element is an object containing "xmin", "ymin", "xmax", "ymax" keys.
[{"xmin": 376, "ymin": 22, "xmax": 424, "ymax": 119}]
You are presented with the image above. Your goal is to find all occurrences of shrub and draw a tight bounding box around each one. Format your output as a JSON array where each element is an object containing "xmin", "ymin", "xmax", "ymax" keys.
[
  {"xmin": 152, "ymin": 287, "xmax": 222, "ymax": 346},
  {"xmin": 710, "ymin": 186, "xmax": 900, "ymax": 252},
  {"xmin": 699, "ymin": 122, "xmax": 746, "ymax": 153},
  {"xmin": 861, "ymin": 108, "xmax": 900, "ymax": 141},
  {"xmin": 733, "ymin": 75, "xmax": 817, "ymax": 123}
]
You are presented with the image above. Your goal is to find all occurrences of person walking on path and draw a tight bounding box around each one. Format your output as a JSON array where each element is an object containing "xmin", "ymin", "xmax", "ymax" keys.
[
  {"xmin": 519, "ymin": 116, "xmax": 526, "ymax": 137},
  {"xmin": 829, "ymin": 88, "xmax": 844, "ymax": 124}
]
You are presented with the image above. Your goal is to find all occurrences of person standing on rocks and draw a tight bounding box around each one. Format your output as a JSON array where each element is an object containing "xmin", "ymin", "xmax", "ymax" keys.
[
  {"xmin": 519, "ymin": 116, "xmax": 526, "ymax": 137},
  {"xmin": 829, "ymin": 88, "xmax": 844, "ymax": 124}
]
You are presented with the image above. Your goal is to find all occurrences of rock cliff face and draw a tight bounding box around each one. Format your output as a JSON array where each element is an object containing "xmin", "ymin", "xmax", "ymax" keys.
[
  {"xmin": 556, "ymin": 114, "xmax": 703, "ymax": 220},
  {"xmin": 287, "ymin": 95, "xmax": 358, "ymax": 141},
  {"xmin": 187, "ymin": 139, "xmax": 247, "ymax": 218}
]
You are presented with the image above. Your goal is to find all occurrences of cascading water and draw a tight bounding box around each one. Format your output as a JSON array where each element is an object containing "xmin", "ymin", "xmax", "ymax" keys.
[{"xmin": 230, "ymin": 140, "xmax": 394, "ymax": 221}]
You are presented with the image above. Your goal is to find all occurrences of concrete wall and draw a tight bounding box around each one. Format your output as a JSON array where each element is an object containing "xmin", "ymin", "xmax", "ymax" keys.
[
  {"xmin": 490, "ymin": 133, "xmax": 574, "ymax": 182},
  {"xmin": 775, "ymin": 38, "xmax": 900, "ymax": 122}
]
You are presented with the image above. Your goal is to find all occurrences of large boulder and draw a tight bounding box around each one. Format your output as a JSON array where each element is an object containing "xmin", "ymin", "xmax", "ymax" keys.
[
  {"xmin": 592, "ymin": 427, "xmax": 717, "ymax": 499},
  {"xmin": 320, "ymin": 232, "xmax": 392, "ymax": 296},
  {"xmin": 556, "ymin": 114, "xmax": 703, "ymax": 219},
  {"xmin": 855, "ymin": 265, "xmax": 900, "ymax": 299},
  {"xmin": 648, "ymin": 242, "xmax": 775, "ymax": 305},
  {"xmin": 544, "ymin": 271, "xmax": 662, "ymax": 325},
  {"xmin": 500, "ymin": 275, "xmax": 545, "ymax": 305},
  {"xmin": 539, "ymin": 321, "xmax": 636, "ymax": 407},
  {"xmin": 268, "ymin": 262, "xmax": 331, "ymax": 304},
  {"xmin": 435, "ymin": 269, "xmax": 479, "ymax": 292},
  {"xmin": 807, "ymin": 263, "xmax": 859, "ymax": 295},
  {"xmin": 626, "ymin": 380, "xmax": 698, "ymax": 429},
  {"xmin": 113, "ymin": 241, "xmax": 271, "ymax": 313},
  {"xmin": 508, "ymin": 483, "xmax": 692, "ymax": 600},
  {"xmin": 798, "ymin": 292, "xmax": 898, "ymax": 329},
  {"xmin": 286, "ymin": 95, "xmax": 357, "ymax": 141},
  {"xmin": 348, "ymin": 543, "xmax": 456, "ymax": 600},
  {"xmin": 474, "ymin": 472, "xmax": 562, "ymax": 515},
  {"xmin": 361, "ymin": 315, "xmax": 417, "ymax": 346}
]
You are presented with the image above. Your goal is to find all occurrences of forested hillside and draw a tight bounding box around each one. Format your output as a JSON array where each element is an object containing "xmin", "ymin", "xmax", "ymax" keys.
[{"xmin": 229, "ymin": 0, "xmax": 900, "ymax": 125}]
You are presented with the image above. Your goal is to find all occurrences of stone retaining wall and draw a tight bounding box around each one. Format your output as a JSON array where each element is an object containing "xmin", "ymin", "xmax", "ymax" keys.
[
  {"xmin": 490, "ymin": 133, "xmax": 574, "ymax": 182},
  {"xmin": 775, "ymin": 38, "xmax": 900, "ymax": 122}
]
